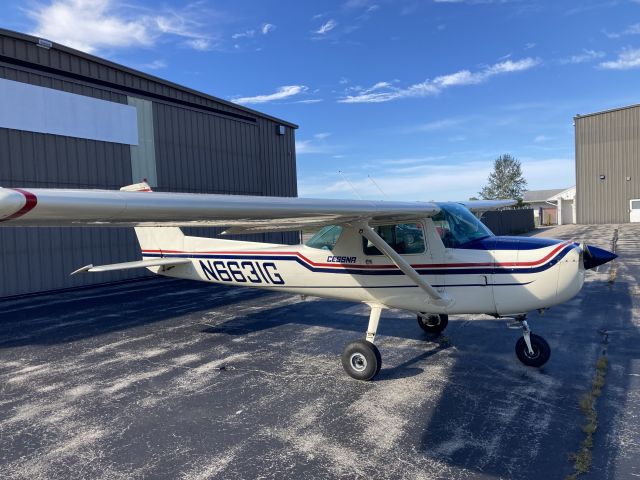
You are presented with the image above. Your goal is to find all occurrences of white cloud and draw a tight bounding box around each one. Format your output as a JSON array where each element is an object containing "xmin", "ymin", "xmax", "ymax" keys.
[
  {"xmin": 232, "ymin": 29, "xmax": 255, "ymax": 39},
  {"xmin": 365, "ymin": 81, "xmax": 394, "ymax": 91},
  {"xmin": 433, "ymin": 0, "xmax": 509, "ymax": 3},
  {"xmin": 185, "ymin": 38, "xmax": 212, "ymax": 51},
  {"xmin": 28, "ymin": 0, "xmax": 151, "ymax": 52},
  {"xmin": 599, "ymin": 48, "xmax": 640, "ymax": 70},
  {"xmin": 296, "ymin": 132, "xmax": 334, "ymax": 155},
  {"xmin": 559, "ymin": 49, "xmax": 605, "ymax": 64},
  {"xmin": 484, "ymin": 58, "xmax": 540, "ymax": 75},
  {"xmin": 344, "ymin": 0, "xmax": 373, "ymax": 7},
  {"xmin": 294, "ymin": 99, "xmax": 323, "ymax": 104},
  {"xmin": 339, "ymin": 58, "xmax": 540, "ymax": 103},
  {"xmin": 316, "ymin": 19, "xmax": 338, "ymax": 34},
  {"xmin": 534, "ymin": 135, "xmax": 550, "ymax": 143},
  {"xmin": 142, "ymin": 59, "xmax": 167, "ymax": 70},
  {"xmin": 603, "ymin": 22, "xmax": 640, "ymax": 39},
  {"xmin": 26, "ymin": 0, "xmax": 212, "ymax": 54},
  {"xmin": 400, "ymin": 118, "xmax": 463, "ymax": 134},
  {"xmin": 296, "ymin": 140, "xmax": 330, "ymax": 155},
  {"xmin": 261, "ymin": 23, "xmax": 276, "ymax": 34},
  {"xmin": 232, "ymin": 85, "xmax": 308, "ymax": 104}
]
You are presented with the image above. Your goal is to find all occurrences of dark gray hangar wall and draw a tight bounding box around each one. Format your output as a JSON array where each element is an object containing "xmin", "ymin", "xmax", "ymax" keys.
[
  {"xmin": 575, "ymin": 105, "xmax": 640, "ymax": 224},
  {"xmin": 0, "ymin": 29, "xmax": 298, "ymax": 298}
]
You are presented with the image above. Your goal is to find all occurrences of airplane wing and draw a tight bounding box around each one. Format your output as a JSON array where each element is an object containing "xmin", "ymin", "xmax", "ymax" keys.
[{"xmin": 0, "ymin": 187, "xmax": 441, "ymax": 231}]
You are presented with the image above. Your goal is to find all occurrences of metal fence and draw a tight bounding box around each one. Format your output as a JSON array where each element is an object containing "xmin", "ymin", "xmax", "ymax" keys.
[{"xmin": 481, "ymin": 209, "xmax": 535, "ymax": 236}]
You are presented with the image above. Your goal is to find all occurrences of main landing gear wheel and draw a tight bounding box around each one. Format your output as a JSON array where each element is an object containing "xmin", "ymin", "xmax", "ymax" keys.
[
  {"xmin": 341, "ymin": 340, "xmax": 381, "ymax": 381},
  {"xmin": 417, "ymin": 313, "xmax": 449, "ymax": 334},
  {"xmin": 515, "ymin": 333, "xmax": 550, "ymax": 367}
]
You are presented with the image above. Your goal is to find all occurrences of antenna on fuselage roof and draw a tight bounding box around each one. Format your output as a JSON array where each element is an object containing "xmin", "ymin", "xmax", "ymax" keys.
[
  {"xmin": 367, "ymin": 175, "xmax": 389, "ymax": 200},
  {"xmin": 338, "ymin": 170, "xmax": 363, "ymax": 200}
]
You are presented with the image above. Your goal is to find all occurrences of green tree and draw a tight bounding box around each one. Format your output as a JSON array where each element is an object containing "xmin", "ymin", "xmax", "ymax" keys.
[{"xmin": 479, "ymin": 154, "xmax": 527, "ymax": 201}]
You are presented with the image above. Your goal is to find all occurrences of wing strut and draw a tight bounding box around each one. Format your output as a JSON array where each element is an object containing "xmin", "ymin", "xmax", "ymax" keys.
[{"xmin": 355, "ymin": 222, "xmax": 453, "ymax": 307}]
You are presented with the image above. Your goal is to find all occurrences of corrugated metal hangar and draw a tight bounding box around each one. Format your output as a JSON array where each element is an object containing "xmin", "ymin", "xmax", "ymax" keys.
[
  {"xmin": 0, "ymin": 28, "xmax": 298, "ymax": 298},
  {"xmin": 575, "ymin": 105, "xmax": 640, "ymax": 224}
]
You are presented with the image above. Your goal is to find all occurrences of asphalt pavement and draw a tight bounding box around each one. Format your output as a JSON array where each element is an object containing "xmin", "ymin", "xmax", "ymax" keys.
[{"xmin": 0, "ymin": 224, "xmax": 638, "ymax": 480}]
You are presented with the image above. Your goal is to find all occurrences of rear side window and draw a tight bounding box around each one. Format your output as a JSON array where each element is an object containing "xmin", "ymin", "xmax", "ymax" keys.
[
  {"xmin": 363, "ymin": 223, "xmax": 425, "ymax": 255},
  {"xmin": 632, "ymin": 200, "xmax": 640, "ymax": 210}
]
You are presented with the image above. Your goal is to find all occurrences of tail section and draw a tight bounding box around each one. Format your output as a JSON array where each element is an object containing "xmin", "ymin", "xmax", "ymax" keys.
[{"xmin": 120, "ymin": 181, "xmax": 185, "ymax": 254}]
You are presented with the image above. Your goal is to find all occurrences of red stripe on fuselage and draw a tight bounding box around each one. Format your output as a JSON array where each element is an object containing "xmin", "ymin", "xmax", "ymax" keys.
[
  {"xmin": 0, "ymin": 189, "xmax": 38, "ymax": 222},
  {"xmin": 142, "ymin": 241, "xmax": 572, "ymax": 270}
]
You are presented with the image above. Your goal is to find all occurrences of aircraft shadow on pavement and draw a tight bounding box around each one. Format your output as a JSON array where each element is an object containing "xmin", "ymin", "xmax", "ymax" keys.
[
  {"xmin": 0, "ymin": 277, "xmax": 270, "ymax": 349},
  {"xmin": 201, "ymin": 300, "xmax": 455, "ymax": 380}
]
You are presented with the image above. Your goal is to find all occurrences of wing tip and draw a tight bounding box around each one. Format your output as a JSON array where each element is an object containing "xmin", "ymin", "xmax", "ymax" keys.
[
  {"xmin": 70, "ymin": 264, "xmax": 94, "ymax": 276},
  {"xmin": 120, "ymin": 180, "xmax": 153, "ymax": 192}
]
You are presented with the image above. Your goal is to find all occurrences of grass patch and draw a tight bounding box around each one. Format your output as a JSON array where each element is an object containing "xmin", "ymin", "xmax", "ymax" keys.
[{"xmin": 565, "ymin": 353, "xmax": 609, "ymax": 479}]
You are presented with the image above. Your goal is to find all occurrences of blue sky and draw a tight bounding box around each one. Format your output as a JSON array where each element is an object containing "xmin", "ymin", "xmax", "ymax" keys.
[{"xmin": 3, "ymin": 0, "xmax": 640, "ymax": 201}]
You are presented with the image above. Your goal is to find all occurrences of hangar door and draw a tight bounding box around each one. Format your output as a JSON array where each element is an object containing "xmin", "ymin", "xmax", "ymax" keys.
[
  {"xmin": 561, "ymin": 200, "xmax": 574, "ymax": 224},
  {"xmin": 631, "ymin": 200, "xmax": 640, "ymax": 223}
]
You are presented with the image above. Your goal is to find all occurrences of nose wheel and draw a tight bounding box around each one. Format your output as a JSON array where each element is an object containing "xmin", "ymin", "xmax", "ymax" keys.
[
  {"xmin": 417, "ymin": 313, "xmax": 449, "ymax": 334},
  {"xmin": 514, "ymin": 319, "xmax": 550, "ymax": 367}
]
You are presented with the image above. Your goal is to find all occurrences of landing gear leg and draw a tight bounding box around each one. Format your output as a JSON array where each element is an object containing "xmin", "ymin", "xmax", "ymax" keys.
[
  {"xmin": 514, "ymin": 316, "xmax": 551, "ymax": 367},
  {"xmin": 341, "ymin": 305, "xmax": 383, "ymax": 381}
]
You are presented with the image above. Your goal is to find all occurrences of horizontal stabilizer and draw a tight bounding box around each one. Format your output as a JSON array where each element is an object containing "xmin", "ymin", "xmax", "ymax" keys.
[{"xmin": 70, "ymin": 258, "xmax": 191, "ymax": 275}]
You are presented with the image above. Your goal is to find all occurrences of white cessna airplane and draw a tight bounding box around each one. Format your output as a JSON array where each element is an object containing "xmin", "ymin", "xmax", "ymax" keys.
[{"xmin": 0, "ymin": 182, "xmax": 616, "ymax": 380}]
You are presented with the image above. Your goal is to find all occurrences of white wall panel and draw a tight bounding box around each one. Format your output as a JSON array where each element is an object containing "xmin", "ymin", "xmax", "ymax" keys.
[{"xmin": 0, "ymin": 77, "xmax": 138, "ymax": 145}]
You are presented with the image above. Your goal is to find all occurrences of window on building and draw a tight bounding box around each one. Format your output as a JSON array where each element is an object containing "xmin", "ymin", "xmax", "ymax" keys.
[{"xmin": 362, "ymin": 223, "xmax": 426, "ymax": 255}]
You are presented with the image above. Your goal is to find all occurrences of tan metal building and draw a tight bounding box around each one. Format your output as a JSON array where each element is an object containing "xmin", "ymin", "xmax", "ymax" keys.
[{"xmin": 575, "ymin": 105, "xmax": 640, "ymax": 224}]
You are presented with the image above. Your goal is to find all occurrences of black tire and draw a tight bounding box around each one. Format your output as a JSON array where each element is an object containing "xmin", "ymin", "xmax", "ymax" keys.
[
  {"xmin": 417, "ymin": 313, "xmax": 449, "ymax": 334},
  {"xmin": 373, "ymin": 343, "xmax": 382, "ymax": 376},
  {"xmin": 341, "ymin": 340, "xmax": 381, "ymax": 381},
  {"xmin": 515, "ymin": 333, "xmax": 550, "ymax": 367}
]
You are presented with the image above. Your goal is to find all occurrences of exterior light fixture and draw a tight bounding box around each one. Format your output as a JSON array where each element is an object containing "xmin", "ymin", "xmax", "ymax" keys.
[
  {"xmin": 599, "ymin": 175, "xmax": 606, "ymax": 180},
  {"xmin": 276, "ymin": 125, "xmax": 286, "ymax": 136},
  {"xmin": 36, "ymin": 38, "xmax": 52, "ymax": 49}
]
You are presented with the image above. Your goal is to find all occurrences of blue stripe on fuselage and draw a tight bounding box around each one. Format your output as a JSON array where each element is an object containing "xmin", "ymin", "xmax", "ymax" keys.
[
  {"xmin": 458, "ymin": 236, "xmax": 564, "ymax": 251},
  {"xmin": 143, "ymin": 243, "xmax": 574, "ymax": 276}
]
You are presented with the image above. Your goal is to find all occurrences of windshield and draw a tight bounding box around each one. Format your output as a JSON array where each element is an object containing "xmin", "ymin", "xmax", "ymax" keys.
[
  {"xmin": 305, "ymin": 225, "xmax": 343, "ymax": 250},
  {"xmin": 432, "ymin": 203, "xmax": 494, "ymax": 248}
]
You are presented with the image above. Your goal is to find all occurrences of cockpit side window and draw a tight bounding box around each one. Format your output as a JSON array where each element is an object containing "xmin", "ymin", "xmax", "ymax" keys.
[
  {"xmin": 433, "ymin": 203, "xmax": 494, "ymax": 248},
  {"xmin": 362, "ymin": 223, "xmax": 426, "ymax": 255},
  {"xmin": 305, "ymin": 225, "xmax": 343, "ymax": 250}
]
